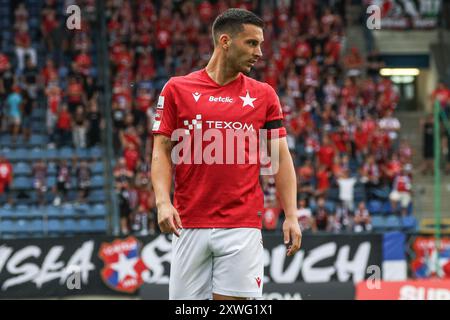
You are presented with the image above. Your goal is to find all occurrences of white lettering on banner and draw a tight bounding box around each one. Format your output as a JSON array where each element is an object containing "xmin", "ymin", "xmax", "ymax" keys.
[
  {"xmin": 34, "ymin": 246, "xmax": 65, "ymax": 288},
  {"xmin": 0, "ymin": 246, "xmax": 13, "ymax": 273},
  {"xmin": 140, "ymin": 235, "xmax": 172, "ymax": 284},
  {"xmin": 270, "ymin": 246, "xmax": 304, "ymax": 283},
  {"xmin": 0, "ymin": 241, "xmax": 95, "ymax": 291},
  {"xmin": 261, "ymin": 292, "xmax": 302, "ymax": 300},
  {"xmin": 136, "ymin": 237, "xmax": 375, "ymax": 284},
  {"xmin": 3, "ymin": 246, "xmax": 41, "ymax": 290},
  {"xmin": 336, "ymin": 242, "xmax": 371, "ymax": 283},
  {"xmin": 60, "ymin": 241, "xmax": 95, "ymax": 285},
  {"xmin": 400, "ymin": 286, "xmax": 450, "ymax": 300},
  {"xmin": 267, "ymin": 242, "xmax": 372, "ymax": 283},
  {"xmin": 301, "ymin": 243, "xmax": 336, "ymax": 282}
]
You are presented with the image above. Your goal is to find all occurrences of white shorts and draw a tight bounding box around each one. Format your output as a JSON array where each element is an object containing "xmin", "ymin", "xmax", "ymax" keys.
[
  {"xmin": 390, "ymin": 191, "xmax": 411, "ymax": 208},
  {"xmin": 169, "ymin": 228, "xmax": 264, "ymax": 300}
]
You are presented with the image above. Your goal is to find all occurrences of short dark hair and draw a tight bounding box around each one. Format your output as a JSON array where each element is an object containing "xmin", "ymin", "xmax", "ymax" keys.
[{"xmin": 212, "ymin": 8, "xmax": 264, "ymax": 46}]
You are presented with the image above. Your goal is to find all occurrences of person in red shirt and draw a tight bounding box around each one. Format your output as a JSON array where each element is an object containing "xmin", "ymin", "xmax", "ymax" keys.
[
  {"xmin": 41, "ymin": 9, "xmax": 59, "ymax": 52},
  {"xmin": 123, "ymin": 141, "xmax": 139, "ymax": 173},
  {"xmin": 353, "ymin": 123, "xmax": 369, "ymax": 160},
  {"xmin": 151, "ymin": 9, "xmax": 301, "ymax": 300},
  {"xmin": 330, "ymin": 127, "xmax": 350, "ymax": 155},
  {"xmin": 136, "ymin": 182, "xmax": 156, "ymax": 235},
  {"xmin": 317, "ymin": 135, "xmax": 335, "ymax": 169},
  {"xmin": 297, "ymin": 159, "xmax": 314, "ymax": 199},
  {"xmin": 73, "ymin": 48, "xmax": 92, "ymax": 77},
  {"xmin": 0, "ymin": 53, "xmax": 10, "ymax": 73},
  {"xmin": 431, "ymin": 82, "xmax": 450, "ymax": 112},
  {"xmin": 389, "ymin": 166, "xmax": 413, "ymax": 216},
  {"xmin": 56, "ymin": 104, "xmax": 72, "ymax": 147},
  {"xmin": 383, "ymin": 153, "xmax": 403, "ymax": 182},
  {"xmin": 0, "ymin": 156, "xmax": 13, "ymax": 202},
  {"xmin": 316, "ymin": 164, "xmax": 331, "ymax": 197},
  {"xmin": 66, "ymin": 77, "xmax": 85, "ymax": 114},
  {"xmin": 262, "ymin": 204, "xmax": 281, "ymax": 231}
]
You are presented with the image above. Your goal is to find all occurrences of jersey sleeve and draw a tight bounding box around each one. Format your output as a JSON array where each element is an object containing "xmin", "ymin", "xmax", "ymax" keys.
[
  {"xmin": 152, "ymin": 79, "xmax": 177, "ymax": 138},
  {"xmin": 264, "ymin": 84, "xmax": 287, "ymax": 139}
]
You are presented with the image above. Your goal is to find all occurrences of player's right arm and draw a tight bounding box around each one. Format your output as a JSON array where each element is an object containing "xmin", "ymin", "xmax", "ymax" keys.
[
  {"xmin": 151, "ymin": 134, "xmax": 182, "ymax": 237},
  {"xmin": 151, "ymin": 134, "xmax": 182, "ymax": 236},
  {"xmin": 151, "ymin": 79, "xmax": 183, "ymax": 236}
]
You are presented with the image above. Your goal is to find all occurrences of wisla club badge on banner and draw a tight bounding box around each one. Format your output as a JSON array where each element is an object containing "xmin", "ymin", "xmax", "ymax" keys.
[{"xmin": 99, "ymin": 237, "xmax": 150, "ymax": 293}]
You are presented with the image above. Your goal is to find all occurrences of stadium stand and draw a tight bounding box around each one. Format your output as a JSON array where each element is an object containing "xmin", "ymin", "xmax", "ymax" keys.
[
  {"xmin": 103, "ymin": 0, "xmax": 416, "ymax": 235},
  {"xmin": 0, "ymin": 0, "xmax": 107, "ymax": 238},
  {"xmin": 1, "ymin": 0, "xmax": 430, "ymax": 238}
]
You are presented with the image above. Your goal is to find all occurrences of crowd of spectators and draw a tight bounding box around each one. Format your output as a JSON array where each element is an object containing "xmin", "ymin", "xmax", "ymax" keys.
[
  {"xmin": 102, "ymin": 0, "xmax": 418, "ymax": 234},
  {"xmin": 0, "ymin": 0, "xmax": 101, "ymax": 207}
]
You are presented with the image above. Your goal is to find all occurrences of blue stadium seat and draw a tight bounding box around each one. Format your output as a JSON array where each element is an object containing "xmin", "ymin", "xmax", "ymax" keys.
[
  {"xmin": 28, "ymin": 206, "xmax": 44, "ymax": 218},
  {"xmin": 89, "ymin": 146, "xmax": 102, "ymax": 159},
  {"xmin": 30, "ymin": 135, "xmax": 47, "ymax": 145},
  {"xmin": 401, "ymin": 216, "xmax": 417, "ymax": 230},
  {"xmin": 0, "ymin": 220, "xmax": 15, "ymax": 234},
  {"xmin": 47, "ymin": 176, "xmax": 56, "ymax": 187},
  {"xmin": 92, "ymin": 162, "xmax": 104, "ymax": 174},
  {"xmin": 91, "ymin": 204, "xmax": 106, "ymax": 217},
  {"xmin": 381, "ymin": 201, "xmax": 393, "ymax": 215},
  {"xmin": 371, "ymin": 216, "xmax": 385, "ymax": 230},
  {"xmin": 89, "ymin": 190, "xmax": 106, "ymax": 202},
  {"xmin": 16, "ymin": 219, "xmax": 28, "ymax": 234},
  {"xmin": 368, "ymin": 200, "xmax": 383, "ymax": 215},
  {"xmin": 325, "ymin": 201, "xmax": 336, "ymax": 213},
  {"xmin": 75, "ymin": 203, "xmax": 90, "ymax": 214},
  {"xmin": 0, "ymin": 206, "xmax": 13, "ymax": 218},
  {"xmin": 46, "ymin": 206, "xmax": 61, "ymax": 217},
  {"xmin": 28, "ymin": 219, "xmax": 44, "ymax": 234},
  {"xmin": 385, "ymin": 216, "xmax": 401, "ymax": 229},
  {"xmin": 47, "ymin": 161, "xmax": 57, "ymax": 175},
  {"xmin": 47, "ymin": 219, "xmax": 62, "ymax": 234},
  {"xmin": 30, "ymin": 148, "xmax": 45, "ymax": 160},
  {"xmin": 74, "ymin": 148, "xmax": 89, "ymax": 159},
  {"xmin": 62, "ymin": 204, "xmax": 76, "ymax": 217},
  {"xmin": 44, "ymin": 149, "xmax": 58, "ymax": 161},
  {"xmin": 59, "ymin": 147, "xmax": 74, "ymax": 159},
  {"xmin": 62, "ymin": 219, "xmax": 78, "ymax": 233},
  {"xmin": 9, "ymin": 148, "xmax": 28, "ymax": 161},
  {"xmin": 91, "ymin": 175, "xmax": 104, "ymax": 188},
  {"xmin": 14, "ymin": 162, "xmax": 31, "ymax": 176},
  {"xmin": 93, "ymin": 219, "xmax": 107, "ymax": 232},
  {"xmin": 15, "ymin": 204, "xmax": 31, "ymax": 217},
  {"xmin": 79, "ymin": 219, "xmax": 94, "ymax": 232},
  {"xmin": 13, "ymin": 176, "xmax": 31, "ymax": 189}
]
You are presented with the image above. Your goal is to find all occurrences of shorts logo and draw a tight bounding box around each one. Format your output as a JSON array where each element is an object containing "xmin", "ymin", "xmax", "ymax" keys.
[
  {"xmin": 99, "ymin": 236, "xmax": 150, "ymax": 293},
  {"xmin": 255, "ymin": 276, "xmax": 262, "ymax": 288}
]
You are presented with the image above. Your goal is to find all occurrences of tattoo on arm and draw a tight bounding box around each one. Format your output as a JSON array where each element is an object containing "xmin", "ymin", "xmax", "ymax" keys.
[{"xmin": 160, "ymin": 136, "xmax": 174, "ymax": 153}]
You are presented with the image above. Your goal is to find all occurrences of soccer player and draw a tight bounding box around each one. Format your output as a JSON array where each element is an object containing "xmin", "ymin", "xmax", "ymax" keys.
[{"xmin": 151, "ymin": 8, "xmax": 301, "ymax": 300}]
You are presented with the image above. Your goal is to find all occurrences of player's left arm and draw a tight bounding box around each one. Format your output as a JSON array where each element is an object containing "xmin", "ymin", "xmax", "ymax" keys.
[{"xmin": 272, "ymin": 137, "xmax": 302, "ymax": 256}]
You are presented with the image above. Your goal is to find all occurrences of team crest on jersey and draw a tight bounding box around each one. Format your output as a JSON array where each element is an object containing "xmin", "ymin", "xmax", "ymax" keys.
[{"xmin": 99, "ymin": 236, "xmax": 150, "ymax": 293}]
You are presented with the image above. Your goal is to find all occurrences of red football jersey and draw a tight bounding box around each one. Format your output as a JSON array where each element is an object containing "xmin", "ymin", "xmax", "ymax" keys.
[{"xmin": 152, "ymin": 68, "xmax": 286, "ymax": 228}]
